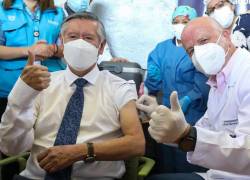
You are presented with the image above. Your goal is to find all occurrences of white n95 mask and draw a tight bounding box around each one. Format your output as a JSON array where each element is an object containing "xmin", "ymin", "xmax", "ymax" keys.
[
  {"xmin": 173, "ymin": 24, "xmax": 185, "ymax": 40},
  {"xmin": 191, "ymin": 34, "xmax": 227, "ymax": 75},
  {"xmin": 210, "ymin": 5, "xmax": 234, "ymax": 29},
  {"xmin": 64, "ymin": 39, "xmax": 99, "ymax": 71}
]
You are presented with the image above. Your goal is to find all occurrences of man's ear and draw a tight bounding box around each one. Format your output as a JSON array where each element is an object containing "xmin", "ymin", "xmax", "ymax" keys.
[
  {"xmin": 223, "ymin": 29, "xmax": 231, "ymax": 39},
  {"xmin": 98, "ymin": 40, "xmax": 106, "ymax": 55},
  {"xmin": 60, "ymin": 35, "xmax": 64, "ymax": 44}
]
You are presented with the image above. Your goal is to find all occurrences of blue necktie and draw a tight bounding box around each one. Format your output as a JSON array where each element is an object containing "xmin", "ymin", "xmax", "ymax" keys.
[{"xmin": 45, "ymin": 78, "xmax": 88, "ymax": 180}]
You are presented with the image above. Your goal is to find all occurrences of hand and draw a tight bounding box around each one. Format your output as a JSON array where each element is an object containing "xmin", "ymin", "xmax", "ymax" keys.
[
  {"xmin": 110, "ymin": 57, "xmax": 129, "ymax": 62},
  {"xmin": 29, "ymin": 40, "xmax": 55, "ymax": 60},
  {"xmin": 37, "ymin": 144, "xmax": 85, "ymax": 173},
  {"xmin": 179, "ymin": 96, "xmax": 191, "ymax": 113},
  {"xmin": 148, "ymin": 91, "xmax": 190, "ymax": 144},
  {"xmin": 21, "ymin": 50, "xmax": 51, "ymax": 91},
  {"xmin": 136, "ymin": 95, "xmax": 158, "ymax": 116}
]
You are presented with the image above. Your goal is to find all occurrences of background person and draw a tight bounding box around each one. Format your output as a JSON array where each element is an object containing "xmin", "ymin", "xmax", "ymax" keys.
[{"xmin": 205, "ymin": 0, "xmax": 250, "ymax": 51}]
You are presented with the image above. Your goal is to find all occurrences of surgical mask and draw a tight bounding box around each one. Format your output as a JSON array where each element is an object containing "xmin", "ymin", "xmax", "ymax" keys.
[
  {"xmin": 210, "ymin": 5, "xmax": 234, "ymax": 29},
  {"xmin": 64, "ymin": 39, "xmax": 99, "ymax": 71},
  {"xmin": 192, "ymin": 34, "xmax": 228, "ymax": 75},
  {"xmin": 173, "ymin": 24, "xmax": 185, "ymax": 40},
  {"xmin": 67, "ymin": 0, "xmax": 89, "ymax": 13}
]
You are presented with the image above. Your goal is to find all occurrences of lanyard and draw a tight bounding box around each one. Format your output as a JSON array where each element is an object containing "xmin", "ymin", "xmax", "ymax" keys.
[{"xmin": 25, "ymin": 5, "xmax": 41, "ymax": 43}]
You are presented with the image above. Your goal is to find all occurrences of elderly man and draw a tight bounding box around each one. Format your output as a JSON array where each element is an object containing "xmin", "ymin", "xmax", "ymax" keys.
[
  {"xmin": 137, "ymin": 17, "xmax": 250, "ymax": 179},
  {"xmin": 0, "ymin": 12, "xmax": 145, "ymax": 180},
  {"xmin": 205, "ymin": 0, "xmax": 250, "ymax": 51}
]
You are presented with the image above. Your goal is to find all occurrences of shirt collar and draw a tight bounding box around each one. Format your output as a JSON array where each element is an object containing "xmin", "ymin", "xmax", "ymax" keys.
[{"xmin": 65, "ymin": 65, "xmax": 100, "ymax": 86}]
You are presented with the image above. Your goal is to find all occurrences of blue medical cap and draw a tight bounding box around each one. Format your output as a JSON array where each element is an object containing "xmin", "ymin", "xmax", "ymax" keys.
[{"xmin": 172, "ymin": 5, "xmax": 198, "ymax": 21}]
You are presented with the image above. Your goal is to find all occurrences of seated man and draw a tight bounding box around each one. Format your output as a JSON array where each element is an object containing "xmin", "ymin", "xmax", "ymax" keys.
[{"xmin": 0, "ymin": 12, "xmax": 145, "ymax": 180}]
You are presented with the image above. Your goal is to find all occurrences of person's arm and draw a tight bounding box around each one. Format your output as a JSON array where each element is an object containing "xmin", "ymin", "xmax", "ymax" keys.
[
  {"xmin": 37, "ymin": 100, "xmax": 145, "ymax": 173},
  {"xmin": 0, "ymin": 51, "xmax": 51, "ymax": 155},
  {"xmin": 148, "ymin": 90, "xmax": 250, "ymax": 175},
  {"xmin": 180, "ymin": 70, "xmax": 209, "ymax": 113},
  {"xmin": 0, "ymin": 45, "xmax": 29, "ymax": 60},
  {"xmin": 145, "ymin": 46, "xmax": 162, "ymax": 96}
]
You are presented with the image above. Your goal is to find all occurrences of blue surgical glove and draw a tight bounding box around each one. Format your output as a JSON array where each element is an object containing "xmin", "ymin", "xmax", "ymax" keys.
[{"xmin": 179, "ymin": 96, "xmax": 191, "ymax": 113}]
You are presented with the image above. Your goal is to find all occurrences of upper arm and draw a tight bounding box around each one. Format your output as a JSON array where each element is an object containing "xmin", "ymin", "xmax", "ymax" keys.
[
  {"xmin": 119, "ymin": 100, "xmax": 144, "ymax": 139},
  {"xmin": 186, "ymin": 70, "xmax": 209, "ymax": 102},
  {"xmin": 145, "ymin": 47, "xmax": 162, "ymax": 94}
]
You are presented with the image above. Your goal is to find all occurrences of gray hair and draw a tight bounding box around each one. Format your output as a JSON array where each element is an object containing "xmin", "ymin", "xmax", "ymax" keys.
[{"xmin": 61, "ymin": 12, "xmax": 106, "ymax": 42}]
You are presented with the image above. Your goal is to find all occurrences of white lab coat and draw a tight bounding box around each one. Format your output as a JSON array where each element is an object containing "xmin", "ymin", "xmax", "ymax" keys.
[{"xmin": 187, "ymin": 48, "xmax": 250, "ymax": 179}]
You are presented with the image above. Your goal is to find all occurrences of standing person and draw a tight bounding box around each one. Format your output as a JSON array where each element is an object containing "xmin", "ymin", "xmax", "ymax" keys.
[
  {"xmin": 89, "ymin": 0, "xmax": 177, "ymax": 68},
  {"xmin": 54, "ymin": 0, "xmax": 92, "ymax": 16},
  {"xmin": 0, "ymin": 12, "xmax": 145, "ymax": 180},
  {"xmin": 138, "ymin": 5, "xmax": 209, "ymax": 173},
  {"xmin": 205, "ymin": 0, "xmax": 250, "ymax": 51},
  {"xmin": 0, "ymin": 0, "xmax": 65, "ymax": 120},
  {"xmin": 138, "ymin": 17, "xmax": 250, "ymax": 179}
]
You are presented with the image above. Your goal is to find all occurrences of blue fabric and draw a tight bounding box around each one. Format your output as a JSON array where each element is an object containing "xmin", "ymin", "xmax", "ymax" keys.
[
  {"xmin": 45, "ymin": 78, "xmax": 87, "ymax": 180},
  {"xmin": 145, "ymin": 38, "xmax": 209, "ymax": 125},
  {"xmin": 172, "ymin": 5, "xmax": 197, "ymax": 21},
  {"xmin": 146, "ymin": 172, "xmax": 204, "ymax": 180},
  {"xmin": 179, "ymin": 95, "xmax": 191, "ymax": 113},
  {"xmin": 0, "ymin": 0, "xmax": 65, "ymax": 97}
]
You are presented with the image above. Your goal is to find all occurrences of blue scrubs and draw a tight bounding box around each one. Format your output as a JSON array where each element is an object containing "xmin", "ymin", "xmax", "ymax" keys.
[
  {"xmin": 145, "ymin": 38, "xmax": 209, "ymax": 173},
  {"xmin": 0, "ymin": 0, "xmax": 65, "ymax": 98},
  {"xmin": 145, "ymin": 38, "xmax": 209, "ymax": 125}
]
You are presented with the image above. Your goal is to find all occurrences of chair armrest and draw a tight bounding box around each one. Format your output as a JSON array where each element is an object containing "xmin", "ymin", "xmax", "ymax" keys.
[
  {"xmin": 138, "ymin": 156, "xmax": 155, "ymax": 177},
  {"xmin": 0, "ymin": 152, "xmax": 30, "ymax": 172}
]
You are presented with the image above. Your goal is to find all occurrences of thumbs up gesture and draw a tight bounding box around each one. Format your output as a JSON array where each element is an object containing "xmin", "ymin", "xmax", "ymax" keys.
[
  {"xmin": 21, "ymin": 50, "xmax": 51, "ymax": 91},
  {"xmin": 148, "ymin": 91, "xmax": 190, "ymax": 144}
]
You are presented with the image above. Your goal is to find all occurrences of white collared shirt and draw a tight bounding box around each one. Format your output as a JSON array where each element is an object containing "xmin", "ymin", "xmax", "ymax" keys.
[{"xmin": 0, "ymin": 65, "xmax": 137, "ymax": 180}]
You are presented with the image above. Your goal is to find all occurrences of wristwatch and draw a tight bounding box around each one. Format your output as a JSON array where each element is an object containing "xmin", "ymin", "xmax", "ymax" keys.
[
  {"xmin": 178, "ymin": 126, "xmax": 197, "ymax": 152},
  {"xmin": 84, "ymin": 142, "xmax": 96, "ymax": 163}
]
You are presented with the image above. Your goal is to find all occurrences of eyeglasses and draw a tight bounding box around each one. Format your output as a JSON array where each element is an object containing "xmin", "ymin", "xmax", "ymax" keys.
[{"xmin": 206, "ymin": 0, "xmax": 231, "ymax": 15}]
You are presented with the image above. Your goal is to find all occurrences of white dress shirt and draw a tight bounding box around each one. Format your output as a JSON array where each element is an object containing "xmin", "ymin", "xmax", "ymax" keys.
[
  {"xmin": 0, "ymin": 65, "xmax": 137, "ymax": 180},
  {"xmin": 187, "ymin": 48, "xmax": 250, "ymax": 179}
]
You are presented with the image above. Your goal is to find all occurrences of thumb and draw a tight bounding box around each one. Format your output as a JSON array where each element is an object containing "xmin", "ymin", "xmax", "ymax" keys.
[
  {"xmin": 170, "ymin": 91, "xmax": 181, "ymax": 111},
  {"xmin": 27, "ymin": 50, "xmax": 35, "ymax": 66}
]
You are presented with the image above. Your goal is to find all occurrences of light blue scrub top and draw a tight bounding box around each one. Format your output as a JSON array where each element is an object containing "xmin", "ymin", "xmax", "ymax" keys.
[{"xmin": 0, "ymin": 0, "xmax": 65, "ymax": 97}]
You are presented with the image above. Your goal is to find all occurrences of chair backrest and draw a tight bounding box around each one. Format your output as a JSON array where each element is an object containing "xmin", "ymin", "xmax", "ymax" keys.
[{"xmin": 98, "ymin": 61, "xmax": 144, "ymax": 94}]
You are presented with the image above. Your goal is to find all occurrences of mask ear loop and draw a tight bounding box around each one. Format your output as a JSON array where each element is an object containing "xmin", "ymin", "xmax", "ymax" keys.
[{"xmin": 216, "ymin": 32, "xmax": 230, "ymax": 57}]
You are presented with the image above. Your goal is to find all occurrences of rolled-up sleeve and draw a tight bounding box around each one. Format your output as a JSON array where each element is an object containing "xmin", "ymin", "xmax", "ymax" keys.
[
  {"xmin": 0, "ymin": 78, "xmax": 40, "ymax": 155},
  {"xmin": 114, "ymin": 80, "xmax": 137, "ymax": 110}
]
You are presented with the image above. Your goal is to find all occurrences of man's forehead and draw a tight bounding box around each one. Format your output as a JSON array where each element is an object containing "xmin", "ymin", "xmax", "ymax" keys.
[
  {"xmin": 64, "ymin": 19, "xmax": 98, "ymax": 33},
  {"xmin": 208, "ymin": 0, "xmax": 222, "ymax": 7},
  {"xmin": 182, "ymin": 25, "xmax": 211, "ymax": 46}
]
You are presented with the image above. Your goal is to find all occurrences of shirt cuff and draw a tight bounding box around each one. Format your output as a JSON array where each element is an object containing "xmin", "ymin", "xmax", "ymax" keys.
[{"xmin": 8, "ymin": 78, "xmax": 40, "ymax": 108}]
